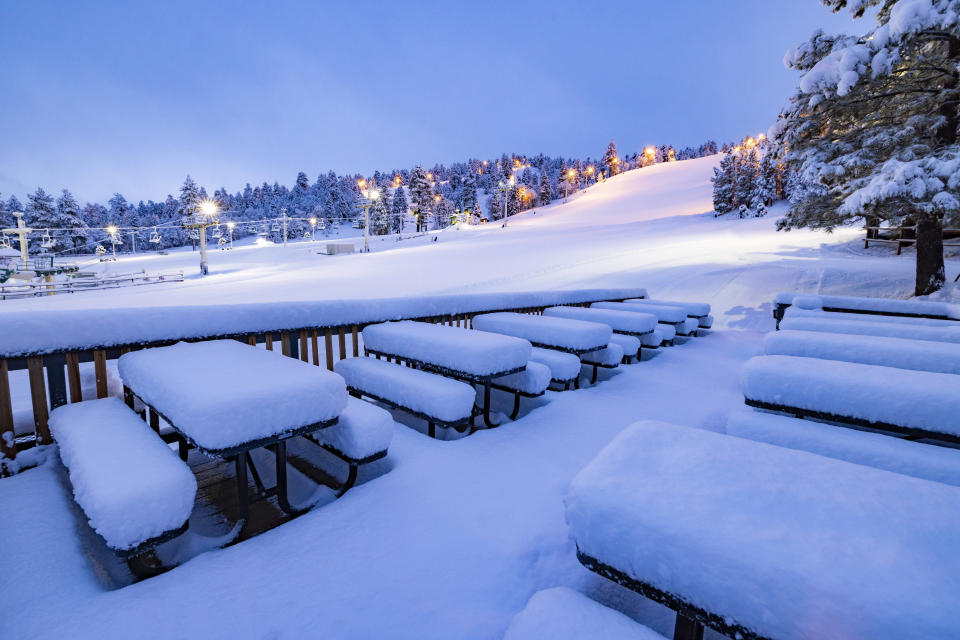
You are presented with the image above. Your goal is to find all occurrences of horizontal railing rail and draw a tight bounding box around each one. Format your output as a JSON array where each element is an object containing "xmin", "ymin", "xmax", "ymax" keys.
[{"xmin": 0, "ymin": 287, "xmax": 645, "ymax": 465}]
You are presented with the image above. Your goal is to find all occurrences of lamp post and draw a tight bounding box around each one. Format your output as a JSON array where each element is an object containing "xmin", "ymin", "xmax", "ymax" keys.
[
  {"xmin": 356, "ymin": 180, "xmax": 379, "ymax": 253},
  {"xmin": 564, "ymin": 169, "xmax": 575, "ymax": 202},
  {"xmin": 586, "ymin": 165, "xmax": 594, "ymax": 187},
  {"xmin": 106, "ymin": 225, "xmax": 119, "ymax": 260},
  {"xmin": 182, "ymin": 200, "xmax": 219, "ymax": 275},
  {"xmin": 309, "ymin": 217, "xmax": 317, "ymax": 241},
  {"xmin": 227, "ymin": 221, "xmax": 235, "ymax": 249},
  {"xmin": 498, "ymin": 176, "xmax": 515, "ymax": 226},
  {"xmin": 281, "ymin": 208, "xmax": 288, "ymax": 248},
  {"xmin": 2, "ymin": 212, "xmax": 32, "ymax": 270}
]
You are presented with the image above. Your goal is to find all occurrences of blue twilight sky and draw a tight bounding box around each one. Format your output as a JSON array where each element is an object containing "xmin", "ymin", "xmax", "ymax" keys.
[{"xmin": 0, "ymin": 1, "xmax": 864, "ymax": 203}]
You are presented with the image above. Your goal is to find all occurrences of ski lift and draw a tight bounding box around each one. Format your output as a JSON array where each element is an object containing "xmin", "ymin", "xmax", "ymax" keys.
[
  {"xmin": 1, "ymin": 235, "xmax": 11, "ymax": 249},
  {"xmin": 303, "ymin": 231, "xmax": 311, "ymax": 240},
  {"xmin": 95, "ymin": 244, "xmax": 106, "ymax": 256},
  {"xmin": 218, "ymin": 236, "xmax": 228, "ymax": 246},
  {"xmin": 351, "ymin": 219, "xmax": 363, "ymax": 229},
  {"xmin": 211, "ymin": 225, "xmax": 223, "ymax": 239},
  {"xmin": 149, "ymin": 228, "xmax": 161, "ymax": 244},
  {"xmin": 110, "ymin": 233, "xmax": 121, "ymax": 245},
  {"xmin": 317, "ymin": 219, "xmax": 326, "ymax": 231},
  {"xmin": 270, "ymin": 221, "xmax": 281, "ymax": 232},
  {"xmin": 257, "ymin": 223, "xmax": 268, "ymax": 238},
  {"xmin": 40, "ymin": 229, "xmax": 55, "ymax": 250},
  {"xmin": 189, "ymin": 230, "xmax": 200, "ymax": 241}
]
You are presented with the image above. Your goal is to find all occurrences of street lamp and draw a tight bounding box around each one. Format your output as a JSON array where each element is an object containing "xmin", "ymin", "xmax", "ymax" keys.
[
  {"xmin": 356, "ymin": 181, "xmax": 379, "ymax": 253},
  {"xmin": 564, "ymin": 169, "xmax": 576, "ymax": 202},
  {"xmin": 226, "ymin": 221, "xmax": 235, "ymax": 249},
  {"xmin": 106, "ymin": 224, "xmax": 118, "ymax": 260},
  {"xmin": 498, "ymin": 176, "xmax": 515, "ymax": 226},
  {"xmin": 309, "ymin": 217, "xmax": 317, "ymax": 241},
  {"xmin": 586, "ymin": 165, "xmax": 595, "ymax": 186},
  {"xmin": 182, "ymin": 199, "xmax": 219, "ymax": 275}
]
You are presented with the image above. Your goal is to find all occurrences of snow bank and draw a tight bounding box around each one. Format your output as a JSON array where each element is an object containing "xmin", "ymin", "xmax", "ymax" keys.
[
  {"xmin": 362, "ymin": 321, "xmax": 531, "ymax": 377},
  {"xmin": 118, "ymin": 340, "xmax": 347, "ymax": 452},
  {"xmin": 776, "ymin": 292, "xmax": 960, "ymax": 320},
  {"xmin": 740, "ymin": 355, "xmax": 960, "ymax": 437},
  {"xmin": 544, "ymin": 307, "xmax": 657, "ymax": 335},
  {"xmin": 0, "ymin": 288, "xmax": 647, "ymax": 357},
  {"xmin": 494, "ymin": 361, "xmax": 551, "ymax": 396},
  {"xmin": 334, "ymin": 357, "xmax": 475, "ymax": 423},
  {"xmin": 49, "ymin": 398, "xmax": 196, "ymax": 551},
  {"xmin": 599, "ymin": 301, "xmax": 686, "ymax": 323},
  {"xmin": 581, "ymin": 343, "xmax": 624, "ymax": 367},
  {"xmin": 472, "ymin": 312, "xmax": 610, "ymax": 352},
  {"xmin": 726, "ymin": 409, "xmax": 960, "ymax": 488},
  {"xmin": 529, "ymin": 347, "xmax": 581, "ymax": 382},
  {"xmin": 504, "ymin": 587, "xmax": 665, "ymax": 640},
  {"xmin": 566, "ymin": 420, "xmax": 960, "ymax": 640},
  {"xmin": 609, "ymin": 334, "xmax": 640, "ymax": 359},
  {"xmin": 638, "ymin": 299, "xmax": 711, "ymax": 317},
  {"xmin": 308, "ymin": 396, "xmax": 393, "ymax": 461},
  {"xmin": 764, "ymin": 330, "xmax": 960, "ymax": 374},
  {"xmin": 780, "ymin": 313, "xmax": 960, "ymax": 343}
]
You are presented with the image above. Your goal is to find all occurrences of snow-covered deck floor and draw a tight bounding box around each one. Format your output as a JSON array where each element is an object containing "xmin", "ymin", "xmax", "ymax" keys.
[{"xmin": 1, "ymin": 330, "xmax": 755, "ymax": 639}]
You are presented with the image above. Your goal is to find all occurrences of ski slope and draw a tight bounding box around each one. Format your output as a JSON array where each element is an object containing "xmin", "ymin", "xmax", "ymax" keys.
[{"xmin": 5, "ymin": 155, "xmax": 955, "ymax": 325}]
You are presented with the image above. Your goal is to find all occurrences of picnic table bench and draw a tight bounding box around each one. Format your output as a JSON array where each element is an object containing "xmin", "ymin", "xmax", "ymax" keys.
[
  {"xmin": 635, "ymin": 298, "xmax": 713, "ymax": 329},
  {"xmin": 593, "ymin": 301, "xmax": 699, "ymax": 337},
  {"xmin": 773, "ymin": 292, "xmax": 960, "ymax": 328},
  {"xmin": 361, "ymin": 321, "xmax": 531, "ymax": 428},
  {"xmin": 567, "ymin": 420, "xmax": 960, "ymax": 640},
  {"xmin": 118, "ymin": 340, "xmax": 348, "ymax": 528},
  {"xmin": 49, "ymin": 397, "xmax": 196, "ymax": 576},
  {"xmin": 741, "ymin": 354, "xmax": 960, "ymax": 445},
  {"xmin": 779, "ymin": 308, "xmax": 960, "ymax": 343}
]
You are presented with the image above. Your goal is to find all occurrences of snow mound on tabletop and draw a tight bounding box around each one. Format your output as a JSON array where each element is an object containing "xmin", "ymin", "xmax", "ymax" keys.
[
  {"xmin": 49, "ymin": 398, "xmax": 196, "ymax": 551},
  {"xmin": 764, "ymin": 329, "xmax": 960, "ymax": 374},
  {"xmin": 639, "ymin": 298, "xmax": 711, "ymax": 317},
  {"xmin": 786, "ymin": 305, "xmax": 960, "ymax": 328},
  {"xmin": 118, "ymin": 340, "xmax": 347, "ymax": 452},
  {"xmin": 362, "ymin": 321, "xmax": 530, "ymax": 377},
  {"xmin": 566, "ymin": 420, "xmax": 960, "ymax": 640},
  {"xmin": 472, "ymin": 312, "xmax": 610, "ymax": 352},
  {"xmin": 609, "ymin": 334, "xmax": 640, "ymax": 358},
  {"xmin": 777, "ymin": 292, "xmax": 960, "ymax": 320},
  {"xmin": 504, "ymin": 587, "xmax": 665, "ymax": 640},
  {"xmin": 740, "ymin": 355, "xmax": 960, "ymax": 436},
  {"xmin": 544, "ymin": 306, "xmax": 656, "ymax": 335},
  {"xmin": 528, "ymin": 347, "xmax": 581, "ymax": 382},
  {"xmin": 780, "ymin": 314, "xmax": 960, "ymax": 343},
  {"xmin": 309, "ymin": 396, "xmax": 393, "ymax": 461},
  {"xmin": 726, "ymin": 409, "xmax": 960, "ymax": 488},
  {"xmin": 599, "ymin": 301, "xmax": 686, "ymax": 323},
  {"xmin": 494, "ymin": 361, "xmax": 551, "ymax": 395},
  {"xmin": 334, "ymin": 357, "xmax": 475, "ymax": 423}
]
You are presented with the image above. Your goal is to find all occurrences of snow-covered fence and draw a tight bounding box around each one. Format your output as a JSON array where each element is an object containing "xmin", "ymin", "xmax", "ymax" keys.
[
  {"xmin": 0, "ymin": 271, "xmax": 185, "ymax": 300},
  {"xmin": 0, "ymin": 287, "xmax": 645, "ymax": 463}
]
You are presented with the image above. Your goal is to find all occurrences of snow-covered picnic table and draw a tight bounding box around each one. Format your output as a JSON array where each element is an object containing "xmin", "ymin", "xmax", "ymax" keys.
[
  {"xmin": 567, "ymin": 420, "xmax": 960, "ymax": 640},
  {"xmin": 472, "ymin": 312, "xmax": 610, "ymax": 354},
  {"xmin": 362, "ymin": 320, "xmax": 531, "ymax": 427},
  {"xmin": 542, "ymin": 306, "xmax": 657, "ymax": 336},
  {"xmin": 119, "ymin": 340, "xmax": 348, "ymax": 519}
]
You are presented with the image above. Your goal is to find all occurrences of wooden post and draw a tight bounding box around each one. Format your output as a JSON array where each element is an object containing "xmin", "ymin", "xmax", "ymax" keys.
[
  {"xmin": 265, "ymin": 333, "xmax": 274, "ymax": 351},
  {"xmin": 247, "ymin": 333, "xmax": 256, "ymax": 347},
  {"xmin": 338, "ymin": 327, "xmax": 347, "ymax": 360},
  {"xmin": 0, "ymin": 360, "xmax": 15, "ymax": 461},
  {"xmin": 299, "ymin": 330, "xmax": 309, "ymax": 363},
  {"xmin": 27, "ymin": 356, "xmax": 51, "ymax": 444},
  {"xmin": 93, "ymin": 349, "xmax": 108, "ymax": 399},
  {"xmin": 324, "ymin": 329, "xmax": 334, "ymax": 371},
  {"xmin": 311, "ymin": 330, "xmax": 320, "ymax": 366},
  {"xmin": 45, "ymin": 353, "xmax": 68, "ymax": 411},
  {"xmin": 281, "ymin": 332, "xmax": 291, "ymax": 357},
  {"xmin": 66, "ymin": 352, "xmax": 82, "ymax": 403},
  {"xmin": 351, "ymin": 325, "xmax": 359, "ymax": 357}
]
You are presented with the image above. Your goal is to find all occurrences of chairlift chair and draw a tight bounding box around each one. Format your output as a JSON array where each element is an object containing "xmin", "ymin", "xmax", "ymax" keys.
[
  {"xmin": 149, "ymin": 228, "xmax": 161, "ymax": 244},
  {"xmin": 211, "ymin": 226, "xmax": 223, "ymax": 239},
  {"xmin": 270, "ymin": 221, "xmax": 281, "ymax": 232},
  {"xmin": 1, "ymin": 234, "xmax": 11, "ymax": 249},
  {"xmin": 40, "ymin": 230, "xmax": 55, "ymax": 250},
  {"xmin": 95, "ymin": 244, "xmax": 106, "ymax": 256},
  {"xmin": 303, "ymin": 231, "xmax": 312, "ymax": 240}
]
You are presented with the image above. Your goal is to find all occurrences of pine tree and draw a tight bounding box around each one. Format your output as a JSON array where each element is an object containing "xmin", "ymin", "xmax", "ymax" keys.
[
  {"xmin": 0, "ymin": 194, "xmax": 10, "ymax": 228},
  {"xmin": 774, "ymin": 0, "xmax": 960, "ymax": 295},
  {"xmin": 602, "ymin": 140, "xmax": 621, "ymax": 176},
  {"xmin": 391, "ymin": 185, "xmax": 408, "ymax": 233},
  {"xmin": 734, "ymin": 149, "xmax": 759, "ymax": 211},
  {"xmin": 712, "ymin": 154, "xmax": 736, "ymax": 215},
  {"xmin": 372, "ymin": 186, "xmax": 391, "ymax": 235},
  {"xmin": 178, "ymin": 175, "xmax": 202, "ymax": 216},
  {"xmin": 538, "ymin": 169, "xmax": 553, "ymax": 205},
  {"xmin": 56, "ymin": 189, "xmax": 87, "ymax": 251},
  {"xmin": 756, "ymin": 155, "xmax": 780, "ymax": 206},
  {"xmin": 24, "ymin": 188, "xmax": 57, "ymax": 252},
  {"xmin": 408, "ymin": 166, "xmax": 433, "ymax": 232},
  {"xmin": 435, "ymin": 197, "xmax": 455, "ymax": 229}
]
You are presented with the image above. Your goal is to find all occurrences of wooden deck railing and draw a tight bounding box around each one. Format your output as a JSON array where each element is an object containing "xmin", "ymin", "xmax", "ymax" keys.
[
  {"xmin": 0, "ymin": 288, "xmax": 643, "ymax": 466},
  {"xmin": 864, "ymin": 226, "xmax": 960, "ymax": 254}
]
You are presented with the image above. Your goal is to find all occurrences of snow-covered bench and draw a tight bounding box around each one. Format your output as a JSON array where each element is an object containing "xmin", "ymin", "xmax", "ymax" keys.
[
  {"xmin": 763, "ymin": 329, "xmax": 960, "ymax": 374},
  {"xmin": 491, "ymin": 361, "xmax": 552, "ymax": 419},
  {"xmin": 302, "ymin": 397, "xmax": 393, "ymax": 495},
  {"xmin": 530, "ymin": 347, "xmax": 582, "ymax": 390},
  {"xmin": 726, "ymin": 409, "xmax": 960, "ymax": 487},
  {"xmin": 779, "ymin": 310, "xmax": 960, "ymax": 343},
  {"xmin": 335, "ymin": 357, "xmax": 476, "ymax": 439},
  {"xmin": 504, "ymin": 587, "xmax": 666, "ymax": 640},
  {"xmin": 362, "ymin": 321, "xmax": 531, "ymax": 428},
  {"xmin": 741, "ymin": 354, "xmax": 960, "ymax": 444},
  {"xmin": 609, "ymin": 333, "xmax": 641, "ymax": 363},
  {"xmin": 773, "ymin": 292, "xmax": 960, "ymax": 328},
  {"xmin": 119, "ymin": 340, "xmax": 347, "ymax": 522},
  {"xmin": 594, "ymin": 301, "xmax": 698, "ymax": 337},
  {"xmin": 49, "ymin": 398, "xmax": 196, "ymax": 570},
  {"xmin": 567, "ymin": 420, "xmax": 960, "ymax": 640},
  {"xmin": 472, "ymin": 312, "xmax": 610, "ymax": 354},
  {"xmin": 580, "ymin": 342, "xmax": 625, "ymax": 384},
  {"xmin": 543, "ymin": 307, "xmax": 657, "ymax": 344},
  {"xmin": 634, "ymin": 298, "xmax": 713, "ymax": 329}
]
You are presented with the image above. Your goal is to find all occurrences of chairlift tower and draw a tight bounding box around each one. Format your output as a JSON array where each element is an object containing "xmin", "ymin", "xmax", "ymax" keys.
[
  {"xmin": 355, "ymin": 180, "xmax": 380, "ymax": 253},
  {"xmin": 182, "ymin": 200, "xmax": 220, "ymax": 275},
  {"xmin": 1, "ymin": 212, "xmax": 32, "ymax": 270}
]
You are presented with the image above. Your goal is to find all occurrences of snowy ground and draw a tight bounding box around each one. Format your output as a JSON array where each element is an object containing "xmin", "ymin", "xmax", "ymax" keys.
[{"xmin": 2, "ymin": 157, "xmax": 959, "ymax": 639}]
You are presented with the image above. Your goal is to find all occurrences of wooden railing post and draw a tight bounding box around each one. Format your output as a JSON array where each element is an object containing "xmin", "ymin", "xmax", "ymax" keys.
[
  {"xmin": 27, "ymin": 356, "xmax": 51, "ymax": 444},
  {"xmin": 0, "ymin": 360, "xmax": 15, "ymax": 461},
  {"xmin": 351, "ymin": 325, "xmax": 359, "ymax": 357},
  {"xmin": 281, "ymin": 332, "xmax": 291, "ymax": 358},
  {"xmin": 299, "ymin": 330, "xmax": 309, "ymax": 363},
  {"xmin": 324, "ymin": 329, "xmax": 334, "ymax": 370},
  {"xmin": 338, "ymin": 327, "xmax": 347, "ymax": 361},
  {"xmin": 310, "ymin": 330, "xmax": 320, "ymax": 366},
  {"xmin": 93, "ymin": 349, "xmax": 108, "ymax": 399},
  {"xmin": 65, "ymin": 352, "xmax": 82, "ymax": 403}
]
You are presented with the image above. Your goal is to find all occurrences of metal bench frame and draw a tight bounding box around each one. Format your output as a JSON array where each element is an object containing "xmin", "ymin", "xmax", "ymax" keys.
[
  {"xmin": 345, "ymin": 386, "xmax": 473, "ymax": 439},
  {"xmin": 301, "ymin": 430, "xmax": 389, "ymax": 497}
]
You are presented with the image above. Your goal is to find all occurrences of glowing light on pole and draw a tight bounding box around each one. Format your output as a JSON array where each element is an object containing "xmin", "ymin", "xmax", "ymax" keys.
[
  {"xmin": 498, "ymin": 176, "xmax": 515, "ymax": 226},
  {"xmin": 226, "ymin": 221, "xmax": 235, "ymax": 249},
  {"xmin": 309, "ymin": 217, "xmax": 317, "ymax": 241},
  {"xmin": 106, "ymin": 224, "xmax": 119, "ymax": 260}
]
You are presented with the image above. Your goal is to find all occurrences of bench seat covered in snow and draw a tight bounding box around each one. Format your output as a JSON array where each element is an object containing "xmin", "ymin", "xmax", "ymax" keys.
[
  {"xmin": 529, "ymin": 347, "xmax": 582, "ymax": 388},
  {"xmin": 472, "ymin": 312, "xmax": 610, "ymax": 354},
  {"xmin": 580, "ymin": 342, "xmax": 624, "ymax": 383},
  {"xmin": 634, "ymin": 298, "xmax": 713, "ymax": 328},
  {"xmin": 779, "ymin": 311, "xmax": 960, "ymax": 344},
  {"xmin": 741, "ymin": 355, "xmax": 960, "ymax": 443},
  {"xmin": 567, "ymin": 420, "xmax": 960, "ymax": 640},
  {"xmin": 726, "ymin": 409, "xmax": 960, "ymax": 487},
  {"xmin": 491, "ymin": 360, "xmax": 552, "ymax": 419},
  {"xmin": 504, "ymin": 587, "xmax": 666, "ymax": 640},
  {"xmin": 609, "ymin": 333, "xmax": 641, "ymax": 362},
  {"xmin": 118, "ymin": 340, "xmax": 347, "ymax": 455},
  {"xmin": 49, "ymin": 397, "xmax": 196, "ymax": 555},
  {"xmin": 595, "ymin": 301, "xmax": 699, "ymax": 337},
  {"xmin": 763, "ymin": 329, "xmax": 960, "ymax": 375},
  {"xmin": 362, "ymin": 320, "xmax": 531, "ymax": 380},
  {"xmin": 774, "ymin": 291, "xmax": 960, "ymax": 327},
  {"xmin": 543, "ymin": 306, "xmax": 657, "ymax": 337},
  {"xmin": 335, "ymin": 356, "xmax": 475, "ymax": 438}
]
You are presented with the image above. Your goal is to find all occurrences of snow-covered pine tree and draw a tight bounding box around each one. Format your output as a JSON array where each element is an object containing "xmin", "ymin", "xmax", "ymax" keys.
[
  {"xmin": 0, "ymin": 195, "xmax": 10, "ymax": 228},
  {"xmin": 712, "ymin": 153, "xmax": 737, "ymax": 215},
  {"xmin": 408, "ymin": 166, "xmax": 433, "ymax": 232},
  {"xmin": 734, "ymin": 148, "xmax": 760, "ymax": 212},
  {"xmin": 24, "ymin": 188, "xmax": 58, "ymax": 252},
  {"xmin": 178, "ymin": 175, "xmax": 202, "ymax": 216},
  {"xmin": 487, "ymin": 189, "xmax": 504, "ymax": 221},
  {"xmin": 773, "ymin": 0, "xmax": 960, "ymax": 295},
  {"xmin": 755, "ymin": 154, "xmax": 780, "ymax": 206},
  {"xmin": 435, "ymin": 196, "xmax": 455, "ymax": 228},
  {"xmin": 56, "ymin": 189, "xmax": 87, "ymax": 251},
  {"xmin": 539, "ymin": 169, "xmax": 553, "ymax": 205},
  {"xmin": 602, "ymin": 140, "xmax": 621, "ymax": 176},
  {"xmin": 391, "ymin": 185, "xmax": 408, "ymax": 233},
  {"xmin": 372, "ymin": 185, "xmax": 391, "ymax": 235}
]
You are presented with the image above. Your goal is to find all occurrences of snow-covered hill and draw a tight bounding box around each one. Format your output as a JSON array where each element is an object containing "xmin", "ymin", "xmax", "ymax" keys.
[{"xmin": 5, "ymin": 156, "xmax": 951, "ymax": 328}]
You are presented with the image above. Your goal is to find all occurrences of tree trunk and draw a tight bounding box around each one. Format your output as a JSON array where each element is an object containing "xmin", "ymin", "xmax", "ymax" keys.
[{"xmin": 915, "ymin": 214, "xmax": 945, "ymax": 296}]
